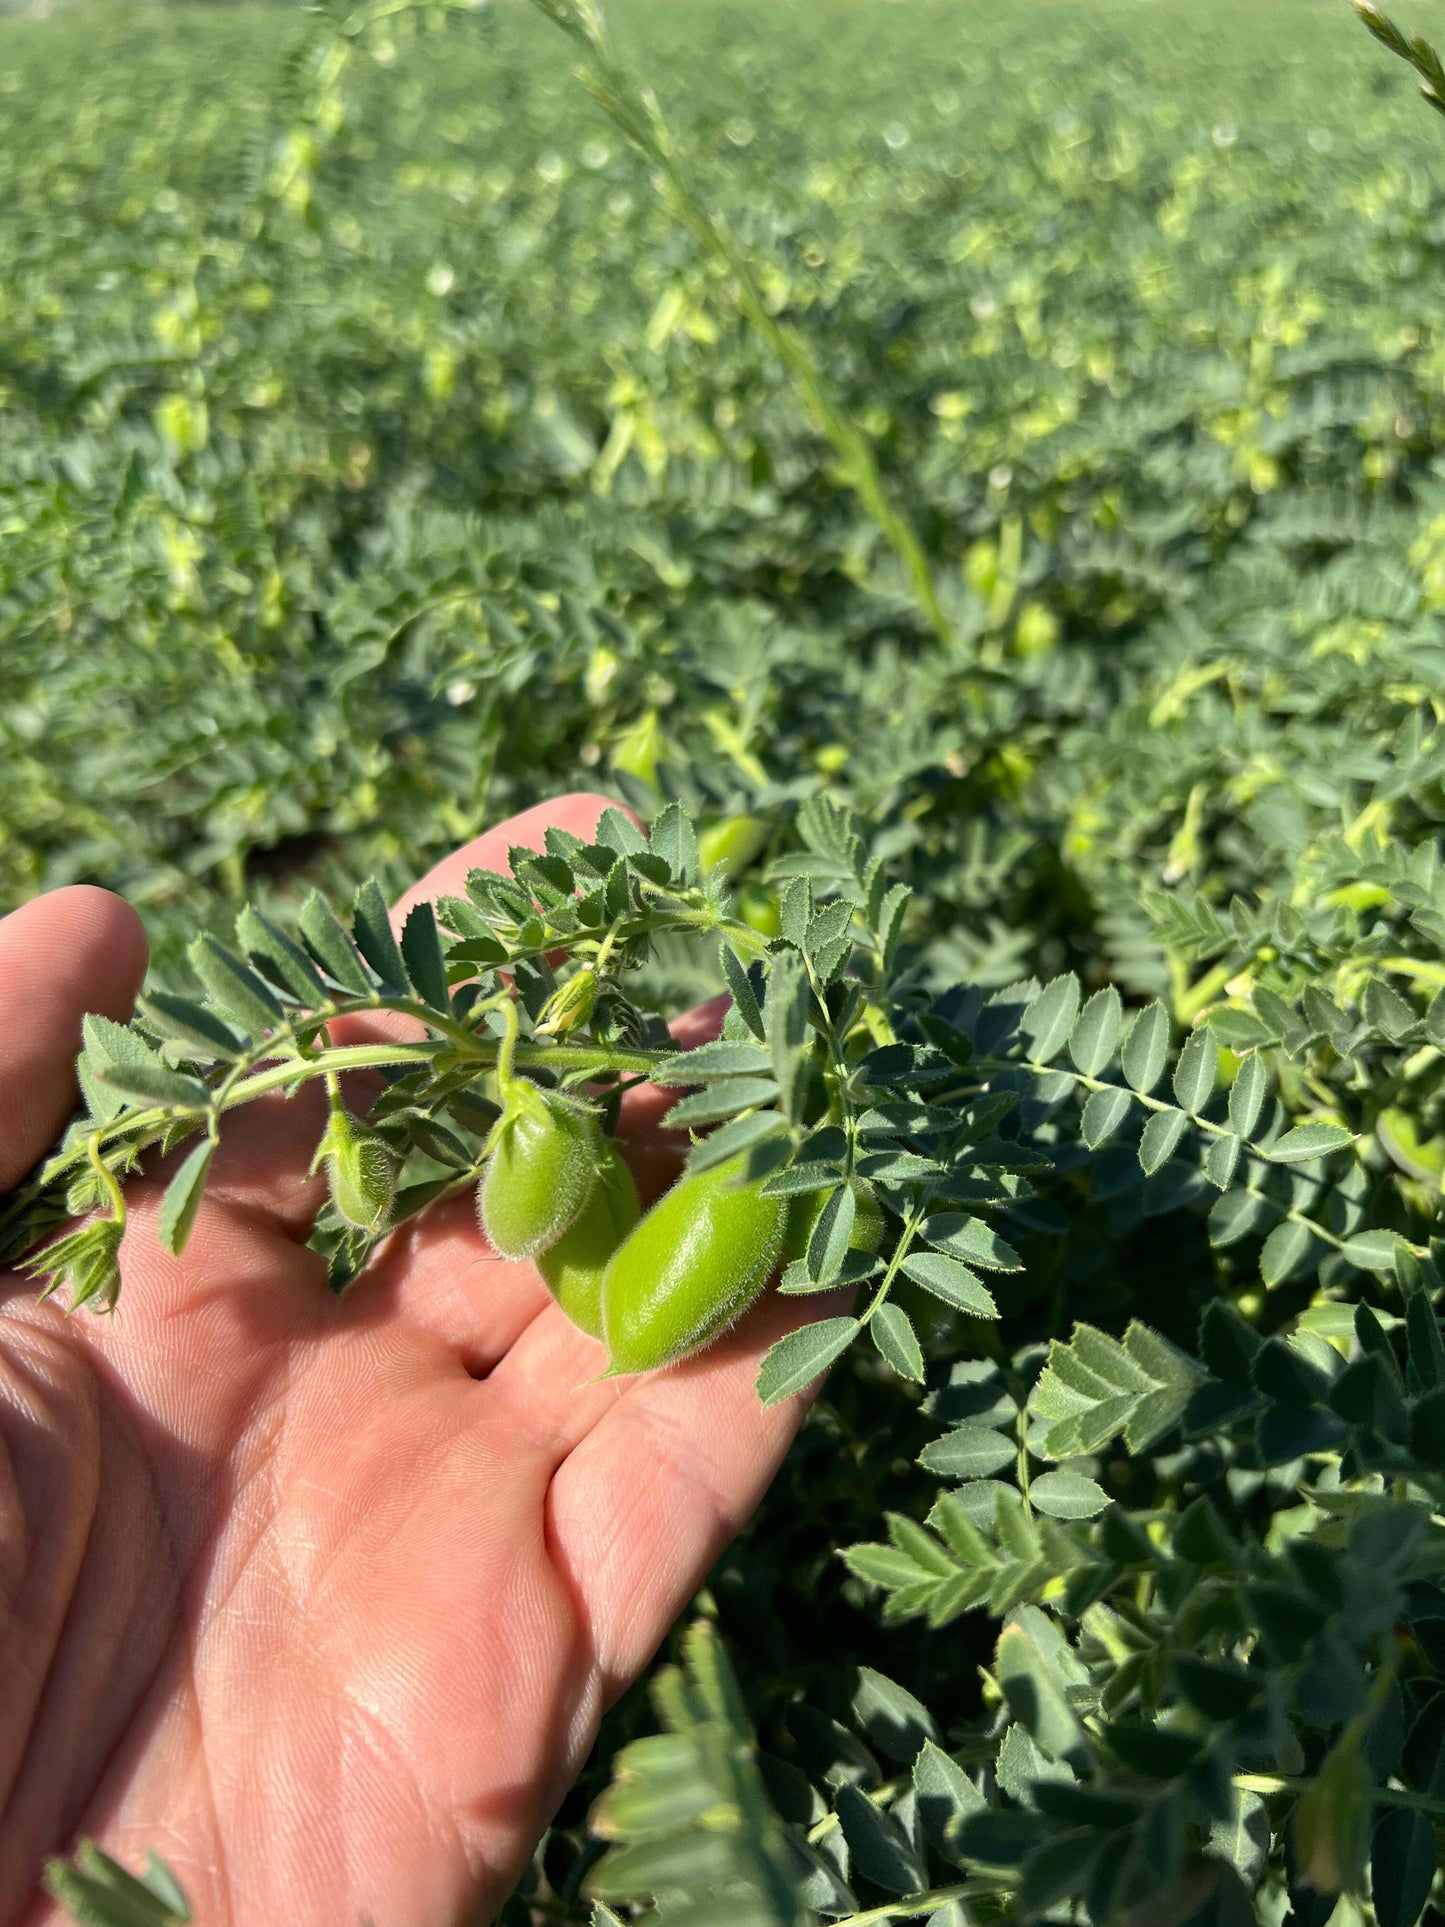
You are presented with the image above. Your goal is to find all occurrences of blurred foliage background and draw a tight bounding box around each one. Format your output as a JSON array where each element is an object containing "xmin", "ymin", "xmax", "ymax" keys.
[{"xmin": 4, "ymin": 0, "xmax": 1444, "ymax": 991}]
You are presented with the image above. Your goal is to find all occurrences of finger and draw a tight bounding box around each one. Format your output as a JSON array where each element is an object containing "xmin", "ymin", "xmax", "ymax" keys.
[
  {"xmin": 544, "ymin": 1290, "xmax": 845, "ymax": 1687},
  {"xmin": 0, "ymin": 888, "xmax": 148, "ymax": 1193},
  {"xmin": 394, "ymin": 790, "xmax": 630, "ymax": 930}
]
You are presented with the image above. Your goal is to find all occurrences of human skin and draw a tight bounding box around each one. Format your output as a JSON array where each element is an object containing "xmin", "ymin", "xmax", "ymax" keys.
[{"xmin": 0, "ymin": 793, "xmax": 833, "ymax": 1927}]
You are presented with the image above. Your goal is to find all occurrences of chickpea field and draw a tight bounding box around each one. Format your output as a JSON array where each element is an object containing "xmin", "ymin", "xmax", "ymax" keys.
[{"xmin": 12, "ymin": 0, "xmax": 1445, "ymax": 1920}]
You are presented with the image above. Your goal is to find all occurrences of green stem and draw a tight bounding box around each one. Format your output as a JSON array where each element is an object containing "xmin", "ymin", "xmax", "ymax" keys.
[
  {"xmin": 1016, "ymin": 1399, "xmax": 1033, "ymax": 1517},
  {"xmin": 495, "ymin": 995, "xmax": 520, "ymax": 1095},
  {"xmin": 1175, "ymin": 960, "xmax": 1235, "ymax": 1027},
  {"xmin": 2, "ymin": 1023, "xmax": 671, "ymax": 1224},
  {"xmin": 828, "ymin": 1883, "xmax": 995, "ymax": 1927},
  {"xmin": 860, "ymin": 1202, "xmax": 926, "ymax": 1326},
  {"xmin": 87, "ymin": 1133, "xmax": 126, "ymax": 1229},
  {"xmin": 1233, "ymin": 1773, "xmax": 1445, "ymax": 1819}
]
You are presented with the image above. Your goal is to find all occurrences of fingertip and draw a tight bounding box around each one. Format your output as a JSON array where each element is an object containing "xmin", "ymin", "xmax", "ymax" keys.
[
  {"xmin": 0, "ymin": 885, "xmax": 150, "ymax": 1190},
  {"xmin": 392, "ymin": 791, "xmax": 635, "ymax": 925},
  {"xmin": 669, "ymin": 993, "xmax": 732, "ymax": 1049},
  {"xmin": 0, "ymin": 882, "xmax": 150, "ymax": 1025},
  {"xmin": 2, "ymin": 885, "xmax": 150, "ymax": 1015}
]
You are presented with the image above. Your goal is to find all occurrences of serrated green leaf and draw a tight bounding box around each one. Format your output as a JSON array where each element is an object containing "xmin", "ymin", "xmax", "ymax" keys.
[
  {"xmin": 685, "ymin": 1111, "xmax": 788, "ymax": 1172},
  {"xmin": 352, "ymin": 878, "xmax": 408, "ymax": 994},
  {"xmin": 652, "ymin": 1040, "xmax": 773, "ymax": 1083},
  {"xmin": 1138, "ymin": 1107, "xmax": 1187, "ymax": 1174},
  {"xmin": 853, "ymin": 1667, "xmax": 938, "ymax": 1763},
  {"xmin": 667, "ymin": 1077, "xmax": 780, "ymax": 1127},
  {"xmin": 1260, "ymin": 1217, "xmax": 1314, "ymax": 1287},
  {"xmin": 1023, "ymin": 973, "xmax": 1080, "ymax": 1064},
  {"xmin": 756, "ymin": 1316, "xmax": 860, "ymax": 1404},
  {"xmin": 1028, "ymin": 1468, "xmax": 1108, "ymax": 1519},
  {"xmin": 834, "ymin": 1784, "xmax": 926, "ymax": 1895},
  {"xmin": 901, "ymin": 1253, "xmax": 998, "ymax": 1317},
  {"xmin": 721, "ymin": 945, "xmax": 765, "ymax": 1040},
  {"xmin": 995, "ymin": 1611, "xmax": 1089, "ymax": 1773},
  {"xmin": 1267, "ymin": 1122, "xmax": 1352, "ymax": 1164},
  {"xmin": 138, "ymin": 991, "xmax": 245, "ymax": 1062},
  {"xmin": 595, "ymin": 805, "xmax": 649, "ymax": 857},
  {"xmin": 1069, "ymin": 985, "xmax": 1122, "ymax": 1077},
  {"xmin": 236, "ymin": 906, "xmax": 328, "ymax": 1007},
  {"xmin": 187, "ymin": 934, "xmax": 284, "ymax": 1034},
  {"xmin": 918, "ymin": 1213, "xmax": 1022, "ymax": 1272},
  {"xmin": 1122, "ymin": 1001, "xmax": 1170, "ymax": 1094},
  {"xmin": 1172, "ymin": 1027, "xmax": 1216, "ymax": 1113},
  {"xmin": 914, "ymin": 1740, "xmax": 984, "ymax": 1866},
  {"xmin": 649, "ymin": 801, "xmax": 700, "ymax": 884},
  {"xmin": 808, "ymin": 1184, "xmax": 856, "ymax": 1285},
  {"xmin": 1228, "ymin": 1052, "xmax": 1268, "ymax": 1138},
  {"xmin": 1204, "ymin": 1132, "xmax": 1243, "ymax": 1189},
  {"xmin": 919, "ymin": 1425, "xmax": 1016, "ymax": 1480},
  {"xmin": 157, "ymin": 1137, "xmax": 215, "ymax": 1257},
  {"xmin": 763, "ymin": 947, "xmax": 811, "ymax": 1124},
  {"xmin": 95, "ymin": 1057, "xmax": 210, "ymax": 1111},
  {"xmin": 400, "ymin": 901, "xmax": 450, "ymax": 1011},
  {"xmin": 298, "ymin": 893, "xmax": 374, "ymax": 995},
  {"xmin": 871, "ymin": 1302, "xmax": 924, "ymax": 1381}
]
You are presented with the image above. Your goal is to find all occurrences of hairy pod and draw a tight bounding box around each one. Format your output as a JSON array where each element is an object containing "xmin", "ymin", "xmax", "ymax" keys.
[
  {"xmin": 537, "ymin": 1141, "xmax": 640, "ymax": 1338},
  {"xmin": 479, "ymin": 1085, "xmax": 601, "ymax": 1261},
  {"xmin": 601, "ymin": 1153, "xmax": 787, "ymax": 1374},
  {"xmin": 316, "ymin": 1107, "xmax": 397, "ymax": 1236}
]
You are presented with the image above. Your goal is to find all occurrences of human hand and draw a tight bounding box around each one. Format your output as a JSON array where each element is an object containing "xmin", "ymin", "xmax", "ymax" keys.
[{"xmin": 0, "ymin": 794, "xmax": 825, "ymax": 1926}]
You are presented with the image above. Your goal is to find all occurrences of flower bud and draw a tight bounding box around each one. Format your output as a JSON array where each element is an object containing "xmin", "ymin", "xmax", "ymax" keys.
[{"xmin": 535, "ymin": 966, "xmax": 597, "ymax": 1038}]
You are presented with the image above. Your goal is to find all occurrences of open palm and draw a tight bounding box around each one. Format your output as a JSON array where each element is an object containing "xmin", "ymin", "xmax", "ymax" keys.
[{"xmin": 0, "ymin": 795, "xmax": 824, "ymax": 1927}]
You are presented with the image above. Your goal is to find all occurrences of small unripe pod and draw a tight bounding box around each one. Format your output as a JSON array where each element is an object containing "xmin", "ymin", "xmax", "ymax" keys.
[
  {"xmin": 537, "ymin": 1142, "xmax": 640, "ymax": 1338},
  {"xmin": 697, "ymin": 814, "xmax": 769, "ymax": 879},
  {"xmin": 601, "ymin": 1154, "xmax": 787, "ymax": 1374},
  {"xmin": 315, "ymin": 1104, "xmax": 397, "ymax": 1236},
  {"xmin": 479, "ymin": 1085, "xmax": 600, "ymax": 1261}
]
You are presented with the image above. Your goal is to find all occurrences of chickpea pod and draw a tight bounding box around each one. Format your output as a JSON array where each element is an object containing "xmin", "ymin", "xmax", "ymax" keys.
[
  {"xmin": 478, "ymin": 1083, "xmax": 601, "ymax": 1262},
  {"xmin": 536, "ymin": 1142, "xmax": 640, "ymax": 1338},
  {"xmin": 601, "ymin": 1154, "xmax": 788, "ymax": 1374}
]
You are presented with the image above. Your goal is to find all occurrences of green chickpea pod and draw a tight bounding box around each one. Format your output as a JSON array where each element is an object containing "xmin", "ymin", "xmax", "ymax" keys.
[
  {"xmin": 537, "ymin": 1142, "xmax": 640, "ymax": 1338},
  {"xmin": 601, "ymin": 1154, "xmax": 788, "ymax": 1374},
  {"xmin": 311, "ymin": 1082, "xmax": 397, "ymax": 1237},
  {"xmin": 479, "ymin": 1082, "xmax": 602, "ymax": 1262}
]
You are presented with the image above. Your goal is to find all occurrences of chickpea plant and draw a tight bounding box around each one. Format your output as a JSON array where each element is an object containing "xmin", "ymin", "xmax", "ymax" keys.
[
  {"xmin": 18, "ymin": 787, "xmax": 1445, "ymax": 1927},
  {"xmin": 0, "ymin": 798, "xmax": 1005, "ymax": 1393},
  {"xmin": 0, "ymin": 792, "xmax": 1360, "ymax": 1403},
  {"xmin": 0, "ymin": 799, "xmax": 924, "ymax": 1393}
]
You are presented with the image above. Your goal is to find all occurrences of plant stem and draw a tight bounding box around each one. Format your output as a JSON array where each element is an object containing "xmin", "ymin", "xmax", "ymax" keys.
[
  {"xmin": 829, "ymin": 1883, "xmax": 995, "ymax": 1927},
  {"xmin": 1233, "ymin": 1772, "xmax": 1445, "ymax": 1819}
]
